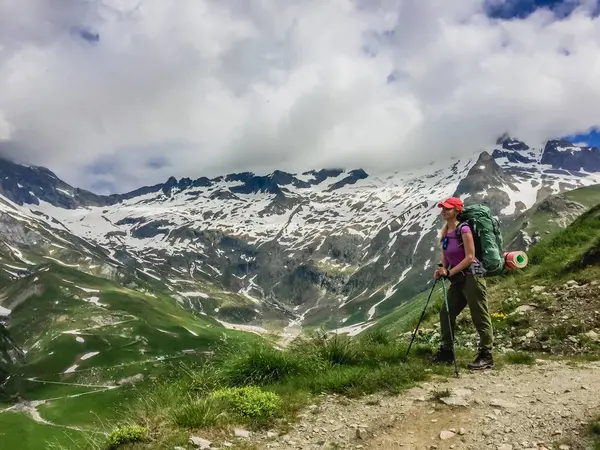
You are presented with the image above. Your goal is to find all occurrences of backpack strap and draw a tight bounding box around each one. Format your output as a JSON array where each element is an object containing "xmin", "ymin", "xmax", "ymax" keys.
[{"xmin": 455, "ymin": 221, "xmax": 469, "ymax": 248}]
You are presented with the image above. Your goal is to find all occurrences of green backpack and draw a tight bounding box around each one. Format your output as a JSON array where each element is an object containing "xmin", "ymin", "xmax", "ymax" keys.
[{"xmin": 456, "ymin": 204, "xmax": 505, "ymax": 276}]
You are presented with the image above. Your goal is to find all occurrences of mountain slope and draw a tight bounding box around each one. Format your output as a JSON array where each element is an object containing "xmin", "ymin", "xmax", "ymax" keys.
[
  {"xmin": 366, "ymin": 197, "xmax": 600, "ymax": 358},
  {"xmin": 1, "ymin": 138, "xmax": 600, "ymax": 336},
  {"xmin": 504, "ymin": 183, "xmax": 600, "ymax": 251}
]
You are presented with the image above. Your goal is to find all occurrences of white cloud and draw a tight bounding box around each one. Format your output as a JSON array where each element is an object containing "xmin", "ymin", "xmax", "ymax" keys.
[{"xmin": 1, "ymin": 0, "xmax": 600, "ymax": 193}]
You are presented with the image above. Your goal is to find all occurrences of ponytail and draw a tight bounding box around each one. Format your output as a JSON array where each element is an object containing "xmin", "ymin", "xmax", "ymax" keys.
[{"xmin": 439, "ymin": 223, "xmax": 448, "ymax": 245}]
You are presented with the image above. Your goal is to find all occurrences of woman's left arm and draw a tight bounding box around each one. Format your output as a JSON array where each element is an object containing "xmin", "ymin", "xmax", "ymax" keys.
[{"xmin": 448, "ymin": 230, "xmax": 476, "ymax": 277}]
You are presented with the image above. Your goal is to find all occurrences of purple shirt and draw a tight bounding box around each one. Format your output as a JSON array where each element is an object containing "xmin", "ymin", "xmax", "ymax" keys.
[{"xmin": 443, "ymin": 225, "xmax": 476, "ymax": 268}]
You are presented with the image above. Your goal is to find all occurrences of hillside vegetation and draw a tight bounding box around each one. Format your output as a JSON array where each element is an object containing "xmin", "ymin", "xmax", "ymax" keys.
[
  {"xmin": 1, "ymin": 200, "xmax": 589, "ymax": 449},
  {"xmin": 504, "ymin": 183, "xmax": 600, "ymax": 251},
  {"xmin": 1, "ymin": 186, "xmax": 600, "ymax": 449}
]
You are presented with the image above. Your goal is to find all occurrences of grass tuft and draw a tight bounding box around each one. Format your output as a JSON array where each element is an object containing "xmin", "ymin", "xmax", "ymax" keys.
[
  {"xmin": 172, "ymin": 397, "xmax": 229, "ymax": 429},
  {"xmin": 222, "ymin": 344, "xmax": 320, "ymax": 386},
  {"xmin": 503, "ymin": 351, "xmax": 536, "ymax": 365}
]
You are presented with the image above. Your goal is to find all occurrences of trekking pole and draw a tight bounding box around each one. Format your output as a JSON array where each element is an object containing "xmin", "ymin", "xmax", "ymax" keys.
[
  {"xmin": 441, "ymin": 277, "xmax": 459, "ymax": 377},
  {"xmin": 404, "ymin": 278, "xmax": 438, "ymax": 360}
]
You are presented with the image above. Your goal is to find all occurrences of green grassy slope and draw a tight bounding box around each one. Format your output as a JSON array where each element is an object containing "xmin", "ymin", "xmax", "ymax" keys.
[
  {"xmin": 368, "ymin": 201, "xmax": 600, "ymax": 339},
  {"xmin": 504, "ymin": 184, "xmax": 600, "ymax": 250},
  {"xmin": 0, "ymin": 411, "xmax": 88, "ymax": 449},
  {"xmin": 4, "ymin": 263, "xmax": 261, "ymax": 383},
  {"xmin": 0, "ymin": 262, "xmax": 264, "ymax": 449}
]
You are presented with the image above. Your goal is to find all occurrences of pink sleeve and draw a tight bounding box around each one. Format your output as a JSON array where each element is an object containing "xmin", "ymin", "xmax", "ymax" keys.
[{"xmin": 460, "ymin": 225, "xmax": 472, "ymax": 234}]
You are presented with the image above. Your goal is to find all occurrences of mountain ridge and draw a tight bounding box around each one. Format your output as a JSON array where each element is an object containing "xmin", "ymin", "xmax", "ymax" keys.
[{"xmin": 1, "ymin": 137, "xmax": 600, "ymax": 337}]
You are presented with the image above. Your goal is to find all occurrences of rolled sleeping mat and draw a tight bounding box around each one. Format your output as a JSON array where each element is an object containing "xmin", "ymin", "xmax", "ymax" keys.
[{"xmin": 503, "ymin": 251, "xmax": 528, "ymax": 269}]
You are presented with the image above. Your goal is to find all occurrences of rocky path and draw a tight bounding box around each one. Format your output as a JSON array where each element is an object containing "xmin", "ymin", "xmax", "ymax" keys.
[{"xmin": 252, "ymin": 359, "xmax": 600, "ymax": 450}]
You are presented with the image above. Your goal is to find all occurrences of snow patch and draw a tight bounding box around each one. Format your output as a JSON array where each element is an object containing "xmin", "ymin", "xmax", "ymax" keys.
[
  {"xmin": 184, "ymin": 327, "xmax": 199, "ymax": 336},
  {"xmin": 80, "ymin": 351, "xmax": 99, "ymax": 360},
  {"xmin": 367, "ymin": 266, "xmax": 412, "ymax": 320},
  {"xmin": 216, "ymin": 320, "xmax": 267, "ymax": 335},
  {"xmin": 64, "ymin": 365, "xmax": 78, "ymax": 374},
  {"xmin": 331, "ymin": 321, "xmax": 375, "ymax": 337},
  {"xmin": 179, "ymin": 292, "xmax": 209, "ymax": 298}
]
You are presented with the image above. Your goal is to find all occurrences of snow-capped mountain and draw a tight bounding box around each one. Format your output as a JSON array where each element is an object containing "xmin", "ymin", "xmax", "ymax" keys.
[{"xmin": 1, "ymin": 137, "xmax": 600, "ymax": 333}]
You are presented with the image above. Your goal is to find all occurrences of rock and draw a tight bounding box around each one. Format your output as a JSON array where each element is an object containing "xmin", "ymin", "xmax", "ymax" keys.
[
  {"xmin": 531, "ymin": 286, "xmax": 545, "ymax": 293},
  {"xmin": 513, "ymin": 305, "xmax": 535, "ymax": 314},
  {"xmin": 559, "ymin": 445, "xmax": 570, "ymax": 450},
  {"xmin": 234, "ymin": 428, "xmax": 251, "ymax": 438},
  {"xmin": 525, "ymin": 331, "xmax": 535, "ymax": 339},
  {"xmin": 459, "ymin": 428, "xmax": 466, "ymax": 435},
  {"xmin": 440, "ymin": 396, "xmax": 470, "ymax": 407},
  {"xmin": 567, "ymin": 280, "xmax": 579, "ymax": 286},
  {"xmin": 489, "ymin": 399, "xmax": 518, "ymax": 409},
  {"xmin": 189, "ymin": 436, "xmax": 212, "ymax": 449},
  {"xmin": 440, "ymin": 430, "xmax": 456, "ymax": 440},
  {"xmin": 174, "ymin": 447, "xmax": 186, "ymax": 450},
  {"xmin": 585, "ymin": 330, "xmax": 599, "ymax": 341},
  {"xmin": 497, "ymin": 445, "xmax": 513, "ymax": 450},
  {"xmin": 452, "ymin": 388, "xmax": 473, "ymax": 397},
  {"xmin": 267, "ymin": 432, "xmax": 277, "ymax": 438}
]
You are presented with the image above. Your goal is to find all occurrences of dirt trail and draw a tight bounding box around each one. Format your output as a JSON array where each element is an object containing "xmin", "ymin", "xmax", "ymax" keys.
[{"xmin": 256, "ymin": 359, "xmax": 600, "ymax": 450}]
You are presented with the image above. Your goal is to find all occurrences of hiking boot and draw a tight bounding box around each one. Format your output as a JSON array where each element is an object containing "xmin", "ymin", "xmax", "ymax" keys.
[
  {"xmin": 467, "ymin": 349, "xmax": 494, "ymax": 370},
  {"xmin": 432, "ymin": 348, "xmax": 454, "ymax": 364}
]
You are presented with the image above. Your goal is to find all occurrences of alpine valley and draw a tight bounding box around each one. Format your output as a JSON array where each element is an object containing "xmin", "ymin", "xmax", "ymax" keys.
[{"xmin": 2, "ymin": 136, "xmax": 600, "ymax": 369}]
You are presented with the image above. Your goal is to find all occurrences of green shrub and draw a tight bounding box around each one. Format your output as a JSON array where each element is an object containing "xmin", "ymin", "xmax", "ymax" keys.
[
  {"xmin": 361, "ymin": 329, "xmax": 391, "ymax": 346},
  {"xmin": 106, "ymin": 425, "xmax": 148, "ymax": 449},
  {"xmin": 181, "ymin": 362, "xmax": 224, "ymax": 394},
  {"xmin": 210, "ymin": 386, "xmax": 282, "ymax": 421},
  {"xmin": 590, "ymin": 418, "xmax": 600, "ymax": 435},
  {"xmin": 291, "ymin": 333, "xmax": 360, "ymax": 366},
  {"xmin": 173, "ymin": 398, "xmax": 228, "ymax": 429},
  {"xmin": 222, "ymin": 345, "xmax": 319, "ymax": 386}
]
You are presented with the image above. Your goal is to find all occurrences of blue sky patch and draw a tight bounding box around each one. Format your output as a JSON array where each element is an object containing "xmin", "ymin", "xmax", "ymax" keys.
[
  {"xmin": 563, "ymin": 128, "xmax": 600, "ymax": 148},
  {"xmin": 485, "ymin": 0, "xmax": 594, "ymax": 20}
]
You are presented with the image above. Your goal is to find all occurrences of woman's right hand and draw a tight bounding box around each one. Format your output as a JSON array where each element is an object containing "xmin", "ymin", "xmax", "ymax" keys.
[{"xmin": 434, "ymin": 267, "xmax": 448, "ymax": 279}]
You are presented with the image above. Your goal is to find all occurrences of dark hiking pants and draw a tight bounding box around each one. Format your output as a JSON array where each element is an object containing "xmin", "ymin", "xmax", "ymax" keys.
[{"xmin": 439, "ymin": 274, "xmax": 494, "ymax": 353}]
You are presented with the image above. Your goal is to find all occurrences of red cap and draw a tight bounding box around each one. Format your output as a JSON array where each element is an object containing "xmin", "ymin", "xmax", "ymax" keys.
[{"xmin": 437, "ymin": 197, "xmax": 464, "ymax": 211}]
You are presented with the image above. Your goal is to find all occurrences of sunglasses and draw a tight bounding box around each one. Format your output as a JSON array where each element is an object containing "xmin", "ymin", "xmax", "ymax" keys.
[{"xmin": 442, "ymin": 236, "xmax": 449, "ymax": 250}]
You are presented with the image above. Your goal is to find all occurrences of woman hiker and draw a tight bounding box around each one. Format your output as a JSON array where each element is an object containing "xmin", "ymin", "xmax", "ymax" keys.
[{"xmin": 432, "ymin": 197, "xmax": 494, "ymax": 370}]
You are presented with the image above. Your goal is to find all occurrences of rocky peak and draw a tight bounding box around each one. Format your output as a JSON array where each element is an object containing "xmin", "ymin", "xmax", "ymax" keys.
[
  {"xmin": 495, "ymin": 133, "xmax": 530, "ymax": 151},
  {"xmin": 303, "ymin": 169, "xmax": 344, "ymax": 185},
  {"xmin": 224, "ymin": 172, "xmax": 255, "ymax": 183},
  {"xmin": 0, "ymin": 158, "xmax": 107, "ymax": 209},
  {"xmin": 503, "ymin": 139, "xmax": 530, "ymax": 151},
  {"xmin": 495, "ymin": 132, "xmax": 511, "ymax": 145},
  {"xmin": 491, "ymin": 149, "xmax": 536, "ymax": 165},
  {"xmin": 269, "ymin": 170, "xmax": 311, "ymax": 189},
  {"xmin": 326, "ymin": 169, "xmax": 369, "ymax": 192},
  {"xmin": 454, "ymin": 151, "xmax": 519, "ymax": 215},
  {"xmin": 229, "ymin": 174, "xmax": 283, "ymax": 195},
  {"xmin": 455, "ymin": 152, "xmax": 511, "ymax": 194},
  {"xmin": 541, "ymin": 139, "xmax": 600, "ymax": 172}
]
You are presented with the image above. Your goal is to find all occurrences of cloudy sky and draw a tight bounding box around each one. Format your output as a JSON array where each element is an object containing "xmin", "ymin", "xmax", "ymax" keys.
[{"xmin": 1, "ymin": 0, "xmax": 600, "ymax": 193}]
